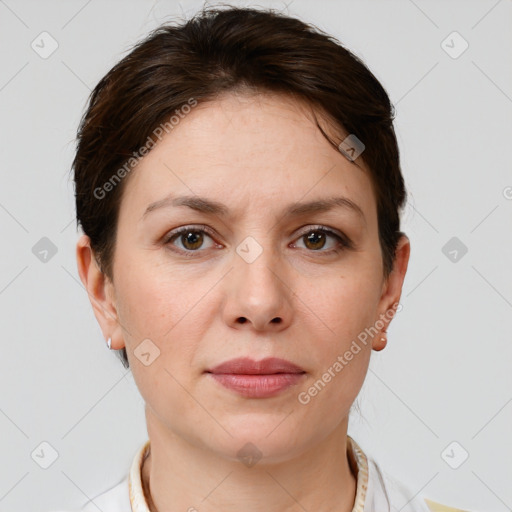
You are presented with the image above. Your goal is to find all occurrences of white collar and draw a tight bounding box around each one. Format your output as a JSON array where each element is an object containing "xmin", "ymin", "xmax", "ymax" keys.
[{"xmin": 80, "ymin": 437, "xmax": 467, "ymax": 512}]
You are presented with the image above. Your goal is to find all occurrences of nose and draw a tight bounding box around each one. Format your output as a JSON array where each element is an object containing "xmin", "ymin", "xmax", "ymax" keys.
[{"xmin": 221, "ymin": 239, "xmax": 293, "ymax": 333}]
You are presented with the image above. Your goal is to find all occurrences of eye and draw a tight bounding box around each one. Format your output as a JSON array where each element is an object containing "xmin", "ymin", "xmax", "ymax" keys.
[
  {"xmin": 163, "ymin": 224, "xmax": 353, "ymax": 257},
  {"xmin": 163, "ymin": 225, "xmax": 218, "ymax": 255},
  {"xmin": 292, "ymin": 226, "xmax": 352, "ymax": 253}
]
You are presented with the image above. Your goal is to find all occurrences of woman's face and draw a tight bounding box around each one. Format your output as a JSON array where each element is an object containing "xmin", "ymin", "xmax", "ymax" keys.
[{"xmin": 80, "ymin": 91, "xmax": 409, "ymax": 463}]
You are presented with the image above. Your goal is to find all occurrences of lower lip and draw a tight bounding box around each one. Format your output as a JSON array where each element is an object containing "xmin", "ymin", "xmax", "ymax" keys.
[{"xmin": 207, "ymin": 373, "xmax": 306, "ymax": 398}]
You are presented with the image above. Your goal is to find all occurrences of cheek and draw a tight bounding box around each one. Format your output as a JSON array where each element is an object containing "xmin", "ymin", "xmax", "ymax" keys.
[
  {"xmin": 115, "ymin": 256, "xmax": 189, "ymax": 337},
  {"xmin": 294, "ymin": 272, "xmax": 379, "ymax": 406},
  {"xmin": 302, "ymin": 273, "xmax": 381, "ymax": 347},
  {"xmin": 114, "ymin": 260, "xmax": 216, "ymax": 373}
]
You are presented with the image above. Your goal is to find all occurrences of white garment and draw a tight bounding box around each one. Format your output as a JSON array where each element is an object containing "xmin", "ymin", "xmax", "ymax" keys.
[{"xmin": 49, "ymin": 436, "xmax": 466, "ymax": 512}]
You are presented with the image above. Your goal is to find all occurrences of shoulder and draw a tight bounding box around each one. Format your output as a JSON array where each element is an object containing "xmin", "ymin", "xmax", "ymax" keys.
[
  {"xmin": 48, "ymin": 475, "xmax": 130, "ymax": 512},
  {"xmin": 80, "ymin": 475, "xmax": 130, "ymax": 512},
  {"xmin": 366, "ymin": 457, "xmax": 472, "ymax": 512},
  {"xmin": 365, "ymin": 457, "xmax": 431, "ymax": 511}
]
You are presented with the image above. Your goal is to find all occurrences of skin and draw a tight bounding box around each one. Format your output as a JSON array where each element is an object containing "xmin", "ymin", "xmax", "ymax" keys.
[{"xmin": 77, "ymin": 91, "xmax": 410, "ymax": 512}]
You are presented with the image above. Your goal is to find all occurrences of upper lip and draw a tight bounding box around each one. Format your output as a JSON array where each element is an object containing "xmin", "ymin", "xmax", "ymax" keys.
[{"xmin": 206, "ymin": 357, "xmax": 305, "ymax": 375}]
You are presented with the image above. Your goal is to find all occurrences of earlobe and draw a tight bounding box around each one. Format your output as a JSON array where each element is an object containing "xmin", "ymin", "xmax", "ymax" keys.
[
  {"xmin": 76, "ymin": 234, "xmax": 121, "ymax": 348},
  {"xmin": 372, "ymin": 331, "xmax": 387, "ymax": 351}
]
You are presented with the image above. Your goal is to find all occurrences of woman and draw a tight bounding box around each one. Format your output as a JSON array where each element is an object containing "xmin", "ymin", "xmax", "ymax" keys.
[{"xmin": 56, "ymin": 6, "xmax": 469, "ymax": 512}]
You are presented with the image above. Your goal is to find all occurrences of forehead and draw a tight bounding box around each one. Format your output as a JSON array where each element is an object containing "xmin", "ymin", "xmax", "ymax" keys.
[{"xmin": 119, "ymin": 91, "xmax": 377, "ymax": 226}]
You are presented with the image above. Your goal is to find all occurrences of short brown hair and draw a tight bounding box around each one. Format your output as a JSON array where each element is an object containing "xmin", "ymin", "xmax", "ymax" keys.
[{"xmin": 72, "ymin": 6, "xmax": 407, "ymax": 369}]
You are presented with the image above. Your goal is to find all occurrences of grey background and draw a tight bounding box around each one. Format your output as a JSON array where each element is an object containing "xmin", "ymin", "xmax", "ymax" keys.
[{"xmin": 0, "ymin": 0, "xmax": 511, "ymax": 511}]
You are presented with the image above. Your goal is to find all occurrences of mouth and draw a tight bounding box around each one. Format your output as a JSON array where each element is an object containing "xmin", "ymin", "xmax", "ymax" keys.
[{"xmin": 205, "ymin": 357, "xmax": 306, "ymax": 398}]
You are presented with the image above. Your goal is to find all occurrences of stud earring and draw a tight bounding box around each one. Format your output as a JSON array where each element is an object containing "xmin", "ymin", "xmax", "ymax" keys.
[{"xmin": 107, "ymin": 337, "xmax": 112, "ymax": 350}]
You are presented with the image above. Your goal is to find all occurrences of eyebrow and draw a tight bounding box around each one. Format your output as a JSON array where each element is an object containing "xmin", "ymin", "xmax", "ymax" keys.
[{"xmin": 141, "ymin": 194, "xmax": 366, "ymax": 223}]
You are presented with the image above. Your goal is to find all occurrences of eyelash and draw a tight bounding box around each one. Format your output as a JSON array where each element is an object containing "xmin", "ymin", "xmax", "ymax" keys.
[{"xmin": 162, "ymin": 224, "xmax": 353, "ymax": 257}]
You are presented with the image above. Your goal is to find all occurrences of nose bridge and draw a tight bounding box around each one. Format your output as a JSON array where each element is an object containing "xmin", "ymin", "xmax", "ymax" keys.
[{"xmin": 235, "ymin": 234, "xmax": 282, "ymax": 292}]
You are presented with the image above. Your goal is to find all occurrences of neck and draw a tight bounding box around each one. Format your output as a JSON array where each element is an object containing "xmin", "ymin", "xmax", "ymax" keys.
[{"xmin": 141, "ymin": 411, "xmax": 357, "ymax": 512}]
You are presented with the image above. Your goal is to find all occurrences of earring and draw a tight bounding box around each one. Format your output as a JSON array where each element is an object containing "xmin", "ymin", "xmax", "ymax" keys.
[{"xmin": 107, "ymin": 337, "xmax": 112, "ymax": 350}]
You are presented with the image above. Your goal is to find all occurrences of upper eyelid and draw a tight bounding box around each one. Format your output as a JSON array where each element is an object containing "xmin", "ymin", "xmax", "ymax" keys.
[
  {"xmin": 166, "ymin": 224, "xmax": 345, "ymax": 239},
  {"xmin": 295, "ymin": 224, "xmax": 345, "ymax": 238}
]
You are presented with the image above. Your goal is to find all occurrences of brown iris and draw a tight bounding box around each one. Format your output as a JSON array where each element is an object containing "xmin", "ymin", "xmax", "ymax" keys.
[
  {"xmin": 303, "ymin": 231, "xmax": 326, "ymax": 250},
  {"xmin": 180, "ymin": 230, "xmax": 204, "ymax": 250}
]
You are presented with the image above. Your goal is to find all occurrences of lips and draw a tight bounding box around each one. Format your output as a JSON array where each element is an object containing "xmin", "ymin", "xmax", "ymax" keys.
[
  {"xmin": 205, "ymin": 357, "xmax": 306, "ymax": 398},
  {"xmin": 206, "ymin": 357, "xmax": 305, "ymax": 375}
]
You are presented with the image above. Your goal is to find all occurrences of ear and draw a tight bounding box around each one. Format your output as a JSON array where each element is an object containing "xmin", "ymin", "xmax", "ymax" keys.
[
  {"xmin": 75, "ymin": 234, "xmax": 124, "ymax": 350},
  {"xmin": 372, "ymin": 234, "xmax": 410, "ymax": 351}
]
